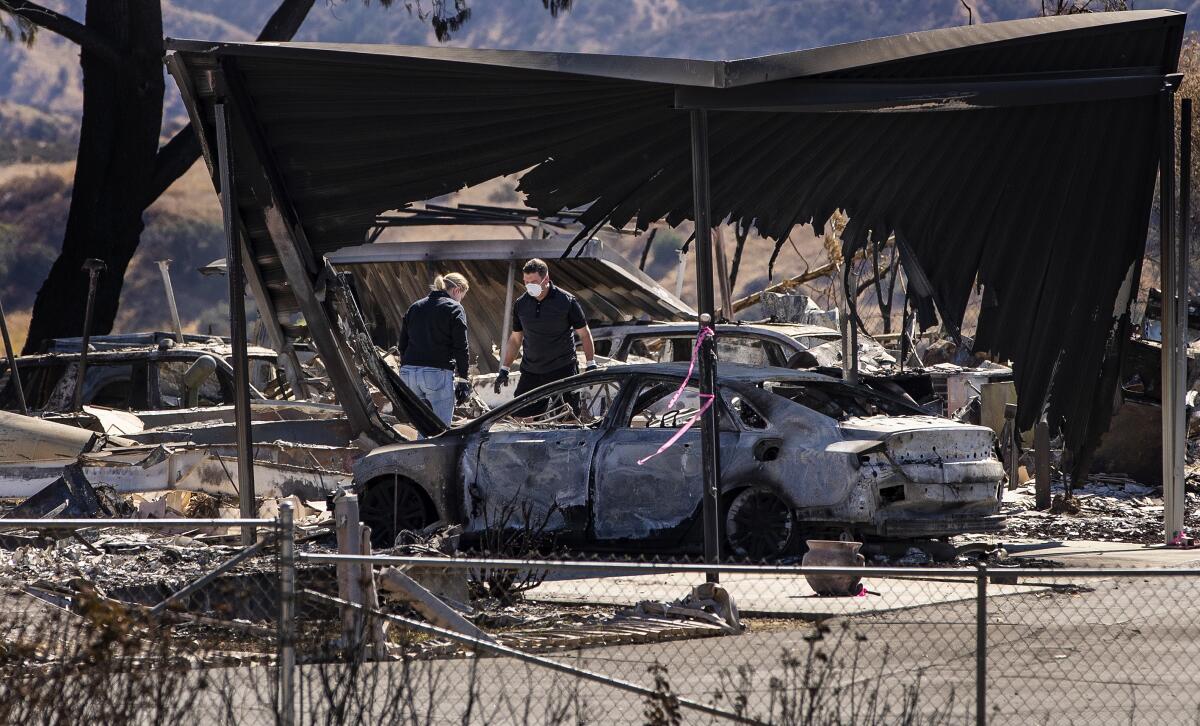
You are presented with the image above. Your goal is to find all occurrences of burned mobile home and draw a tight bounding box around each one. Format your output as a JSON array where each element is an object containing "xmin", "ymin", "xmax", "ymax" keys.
[{"xmin": 353, "ymin": 363, "xmax": 1004, "ymax": 559}]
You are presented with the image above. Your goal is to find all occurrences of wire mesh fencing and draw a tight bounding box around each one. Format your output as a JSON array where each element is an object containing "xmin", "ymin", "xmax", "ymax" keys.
[
  {"xmin": 3, "ymin": 509, "xmax": 1200, "ymax": 726},
  {"xmin": 0, "ymin": 515, "xmax": 287, "ymax": 726},
  {"xmin": 285, "ymin": 554, "xmax": 1200, "ymax": 726}
]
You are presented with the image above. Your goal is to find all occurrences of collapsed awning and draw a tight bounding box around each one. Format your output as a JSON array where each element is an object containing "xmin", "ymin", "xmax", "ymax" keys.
[
  {"xmin": 166, "ymin": 9, "xmax": 1185, "ymax": 455},
  {"xmin": 327, "ymin": 236, "xmax": 694, "ymax": 373}
]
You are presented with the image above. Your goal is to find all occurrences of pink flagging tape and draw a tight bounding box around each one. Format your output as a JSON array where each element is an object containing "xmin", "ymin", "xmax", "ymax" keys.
[
  {"xmin": 637, "ymin": 394, "xmax": 714, "ymax": 466},
  {"xmin": 667, "ymin": 326, "xmax": 713, "ymax": 409},
  {"xmin": 637, "ymin": 326, "xmax": 715, "ymax": 467}
]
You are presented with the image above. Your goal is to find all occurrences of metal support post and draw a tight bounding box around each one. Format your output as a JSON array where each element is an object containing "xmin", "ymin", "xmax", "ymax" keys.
[
  {"xmin": 1174, "ymin": 98, "xmax": 1191, "ymax": 540},
  {"xmin": 0, "ymin": 295, "xmax": 28, "ymax": 415},
  {"xmin": 156, "ymin": 259, "xmax": 185, "ymax": 343},
  {"xmin": 334, "ymin": 493, "xmax": 364, "ymax": 645},
  {"xmin": 499, "ymin": 260, "xmax": 516, "ymax": 368},
  {"xmin": 713, "ymin": 225, "xmax": 734, "ymax": 321},
  {"xmin": 690, "ymin": 109, "xmax": 722, "ymax": 580},
  {"xmin": 1034, "ymin": 420, "xmax": 1051, "ymax": 510},
  {"xmin": 1161, "ymin": 89, "xmax": 1185, "ymax": 545},
  {"xmin": 277, "ymin": 501, "xmax": 296, "ymax": 726},
  {"xmin": 839, "ymin": 268, "xmax": 859, "ymax": 384},
  {"xmin": 976, "ymin": 564, "xmax": 988, "ymax": 726},
  {"xmin": 216, "ymin": 102, "xmax": 258, "ymax": 546},
  {"xmin": 72, "ymin": 258, "xmax": 106, "ymax": 412}
]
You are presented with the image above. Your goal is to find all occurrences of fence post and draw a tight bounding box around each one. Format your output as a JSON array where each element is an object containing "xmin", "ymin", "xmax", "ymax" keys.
[
  {"xmin": 278, "ymin": 501, "xmax": 296, "ymax": 726},
  {"xmin": 976, "ymin": 562, "xmax": 988, "ymax": 726}
]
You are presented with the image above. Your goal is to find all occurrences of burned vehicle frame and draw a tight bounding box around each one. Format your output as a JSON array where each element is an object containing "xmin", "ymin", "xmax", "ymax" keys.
[
  {"xmin": 354, "ymin": 363, "xmax": 1005, "ymax": 559},
  {"xmin": 0, "ymin": 343, "xmax": 281, "ymax": 414}
]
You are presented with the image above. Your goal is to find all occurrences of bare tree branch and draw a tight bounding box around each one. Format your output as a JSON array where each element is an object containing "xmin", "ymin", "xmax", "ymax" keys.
[{"xmin": 0, "ymin": 0, "xmax": 121, "ymax": 65}]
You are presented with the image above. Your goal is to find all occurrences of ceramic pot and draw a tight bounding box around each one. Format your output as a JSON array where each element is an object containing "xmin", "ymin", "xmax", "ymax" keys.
[{"xmin": 802, "ymin": 540, "xmax": 866, "ymax": 596}]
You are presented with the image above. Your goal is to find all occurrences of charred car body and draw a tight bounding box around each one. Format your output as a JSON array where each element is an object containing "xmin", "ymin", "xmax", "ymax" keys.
[
  {"xmin": 590, "ymin": 321, "xmax": 898, "ymax": 374},
  {"xmin": 0, "ymin": 334, "xmax": 281, "ymax": 414},
  {"xmin": 355, "ymin": 363, "xmax": 1005, "ymax": 558}
]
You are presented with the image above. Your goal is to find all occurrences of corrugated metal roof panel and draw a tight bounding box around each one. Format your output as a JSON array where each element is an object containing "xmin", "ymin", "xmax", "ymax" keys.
[{"xmin": 166, "ymin": 9, "xmax": 1184, "ymax": 457}]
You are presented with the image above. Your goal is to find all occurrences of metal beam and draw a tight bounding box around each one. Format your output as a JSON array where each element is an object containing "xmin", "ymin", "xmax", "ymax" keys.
[
  {"xmin": 1161, "ymin": 89, "xmax": 1185, "ymax": 545},
  {"xmin": 499, "ymin": 260, "xmax": 516, "ymax": 365},
  {"xmin": 690, "ymin": 109, "xmax": 722, "ymax": 577},
  {"xmin": 237, "ymin": 232, "xmax": 307, "ymax": 399},
  {"xmin": 712, "ymin": 225, "xmax": 734, "ymax": 321},
  {"xmin": 219, "ymin": 59, "xmax": 382, "ymax": 441},
  {"xmin": 155, "ymin": 260, "xmax": 185, "ymax": 343},
  {"xmin": 674, "ymin": 71, "xmax": 1167, "ymax": 113},
  {"xmin": 215, "ymin": 102, "xmax": 258, "ymax": 547}
]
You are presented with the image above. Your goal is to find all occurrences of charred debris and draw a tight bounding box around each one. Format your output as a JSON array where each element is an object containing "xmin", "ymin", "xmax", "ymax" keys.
[{"xmin": 0, "ymin": 12, "xmax": 1191, "ymax": 674}]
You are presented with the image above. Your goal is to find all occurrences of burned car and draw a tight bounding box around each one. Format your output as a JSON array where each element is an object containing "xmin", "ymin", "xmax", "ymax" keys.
[
  {"xmin": 472, "ymin": 321, "xmax": 899, "ymax": 409},
  {"xmin": 356, "ymin": 363, "xmax": 1004, "ymax": 559},
  {"xmin": 0, "ymin": 336, "xmax": 281, "ymax": 414},
  {"xmin": 591, "ymin": 321, "xmax": 898, "ymax": 374}
]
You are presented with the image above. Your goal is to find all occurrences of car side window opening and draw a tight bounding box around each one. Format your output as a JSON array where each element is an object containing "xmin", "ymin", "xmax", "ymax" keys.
[
  {"xmin": 729, "ymin": 395, "xmax": 769, "ymax": 429},
  {"xmin": 625, "ymin": 380, "xmax": 736, "ymax": 431},
  {"xmin": 39, "ymin": 362, "xmax": 136, "ymax": 411},
  {"xmin": 627, "ymin": 334, "xmax": 780, "ymax": 367},
  {"xmin": 157, "ymin": 360, "xmax": 224, "ymax": 408},
  {"xmin": 490, "ymin": 380, "xmax": 622, "ymax": 431},
  {"xmin": 715, "ymin": 337, "xmax": 773, "ymax": 367}
]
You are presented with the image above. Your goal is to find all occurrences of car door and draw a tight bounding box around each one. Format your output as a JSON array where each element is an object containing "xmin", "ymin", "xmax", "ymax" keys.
[
  {"xmin": 465, "ymin": 377, "xmax": 622, "ymax": 538},
  {"xmin": 591, "ymin": 377, "xmax": 738, "ymax": 543}
]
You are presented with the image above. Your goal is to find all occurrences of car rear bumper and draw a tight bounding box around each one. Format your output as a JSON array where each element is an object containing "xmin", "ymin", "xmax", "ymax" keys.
[{"xmin": 875, "ymin": 513, "xmax": 1006, "ymax": 538}]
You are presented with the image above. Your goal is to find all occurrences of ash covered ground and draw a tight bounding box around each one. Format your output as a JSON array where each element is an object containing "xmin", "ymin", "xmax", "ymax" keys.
[{"xmin": 982, "ymin": 474, "xmax": 1200, "ymax": 546}]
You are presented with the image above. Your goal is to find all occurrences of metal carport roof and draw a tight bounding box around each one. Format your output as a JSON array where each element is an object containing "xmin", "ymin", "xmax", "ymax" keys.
[{"xmin": 165, "ymin": 9, "xmax": 1185, "ymax": 463}]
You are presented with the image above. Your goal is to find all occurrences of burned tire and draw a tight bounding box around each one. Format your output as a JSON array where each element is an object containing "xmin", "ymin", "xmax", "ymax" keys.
[
  {"xmin": 724, "ymin": 486, "xmax": 796, "ymax": 562},
  {"xmin": 359, "ymin": 476, "xmax": 435, "ymax": 549}
]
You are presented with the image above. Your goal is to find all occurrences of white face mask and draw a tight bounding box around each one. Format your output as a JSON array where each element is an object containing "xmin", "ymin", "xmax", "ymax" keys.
[{"xmin": 525, "ymin": 281, "xmax": 544, "ymax": 297}]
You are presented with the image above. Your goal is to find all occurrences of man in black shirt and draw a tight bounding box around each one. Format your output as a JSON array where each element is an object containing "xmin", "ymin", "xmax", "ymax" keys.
[
  {"xmin": 398, "ymin": 273, "xmax": 472, "ymax": 424},
  {"xmin": 494, "ymin": 259, "xmax": 596, "ymax": 405}
]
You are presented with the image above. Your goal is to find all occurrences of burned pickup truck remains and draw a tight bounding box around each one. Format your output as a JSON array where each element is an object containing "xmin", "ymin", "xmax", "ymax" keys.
[{"xmin": 356, "ymin": 363, "xmax": 1004, "ymax": 559}]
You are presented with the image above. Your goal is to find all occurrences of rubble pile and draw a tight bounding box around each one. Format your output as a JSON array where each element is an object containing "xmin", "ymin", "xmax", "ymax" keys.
[{"xmin": 996, "ymin": 476, "xmax": 1200, "ymax": 544}]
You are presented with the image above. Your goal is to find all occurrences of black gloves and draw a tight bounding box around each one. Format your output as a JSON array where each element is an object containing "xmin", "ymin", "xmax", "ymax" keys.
[
  {"xmin": 454, "ymin": 380, "xmax": 472, "ymax": 405},
  {"xmin": 492, "ymin": 367, "xmax": 511, "ymax": 396}
]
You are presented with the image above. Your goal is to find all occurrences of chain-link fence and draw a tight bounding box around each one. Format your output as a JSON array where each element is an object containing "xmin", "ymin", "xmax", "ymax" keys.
[
  {"xmin": 287, "ymin": 554, "xmax": 1200, "ymax": 726},
  {"xmin": 2, "ymin": 508, "xmax": 1199, "ymax": 725},
  {"xmin": 0, "ymin": 514, "xmax": 287, "ymax": 726}
]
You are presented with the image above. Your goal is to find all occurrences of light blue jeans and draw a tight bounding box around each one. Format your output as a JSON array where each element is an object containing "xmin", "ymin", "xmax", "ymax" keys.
[{"xmin": 399, "ymin": 365, "xmax": 455, "ymax": 425}]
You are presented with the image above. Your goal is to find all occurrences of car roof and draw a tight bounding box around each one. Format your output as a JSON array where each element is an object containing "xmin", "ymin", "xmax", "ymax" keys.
[
  {"xmin": 5, "ymin": 344, "xmax": 278, "ymax": 364},
  {"xmin": 585, "ymin": 361, "xmax": 841, "ymax": 384},
  {"xmin": 593, "ymin": 321, "xmax": 841, "ymax": 338}
]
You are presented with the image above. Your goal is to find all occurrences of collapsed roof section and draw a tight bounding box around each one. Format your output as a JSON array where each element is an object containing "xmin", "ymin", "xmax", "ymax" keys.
[
  {"xmin": 327, "ymin": 236, "xmax": 694, "ymax": 374},
  {"xmin": 166, "ymin": 10, "xmax": 1184, "ymax": 453}
]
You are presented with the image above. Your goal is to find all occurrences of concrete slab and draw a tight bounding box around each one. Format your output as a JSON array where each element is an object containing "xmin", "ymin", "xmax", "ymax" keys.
[
  {"xmin": 1004, "ymin": 539, "xmax": 1200, "ymax": 568},
  {"xmin": 530, "ymin": 570, "xmax": 1041, "ymax": 618}
]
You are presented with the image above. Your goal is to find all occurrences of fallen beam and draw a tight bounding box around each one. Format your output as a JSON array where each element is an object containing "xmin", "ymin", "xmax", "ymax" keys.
[{"xmin": 378, "ymin": 566, "xmax": 494, "ymax": 643}]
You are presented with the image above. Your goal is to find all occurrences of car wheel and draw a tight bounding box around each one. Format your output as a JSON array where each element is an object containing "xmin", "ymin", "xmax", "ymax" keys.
[
  {"xmin": 359, "ymin": 476, "xmax": 434, "ymax": 549},
  {"xmin": 724, "ymin": 486, "xmax": 795, "ymax": 561}
]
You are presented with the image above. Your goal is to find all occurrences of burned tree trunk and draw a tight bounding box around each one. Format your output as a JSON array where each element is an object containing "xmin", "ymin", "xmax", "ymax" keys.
[{"xmin": 22, "ymin": 2, "xmax": 164, "ymax": 353}]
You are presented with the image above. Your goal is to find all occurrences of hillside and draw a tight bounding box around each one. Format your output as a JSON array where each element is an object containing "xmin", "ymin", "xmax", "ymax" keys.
[{"xmin": 0, "ymin": 1, "xmax": 1195, "ymax": 348}]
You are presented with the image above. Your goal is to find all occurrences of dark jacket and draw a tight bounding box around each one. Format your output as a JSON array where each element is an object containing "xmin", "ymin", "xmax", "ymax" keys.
[
  {"xmin": 399, "ymin": 290, "xmax": 469, "ymax": 378},
  {"xmin": 512, "ymin": 284, "xmax": 587, "ymax": 374}
]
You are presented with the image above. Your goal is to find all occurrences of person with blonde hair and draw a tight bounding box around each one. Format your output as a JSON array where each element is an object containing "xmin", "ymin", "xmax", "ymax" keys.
[{"xmin": 398, "ymin": 272, "xmax": 471, "ymax": 424}]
